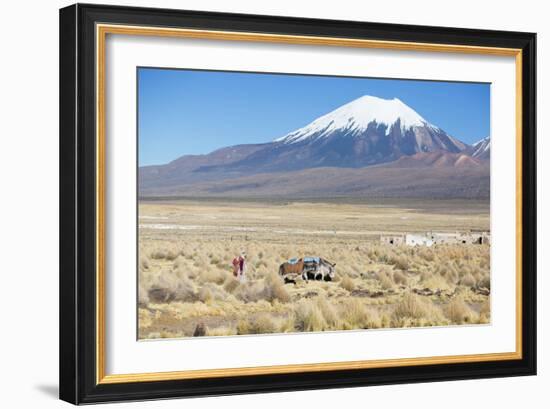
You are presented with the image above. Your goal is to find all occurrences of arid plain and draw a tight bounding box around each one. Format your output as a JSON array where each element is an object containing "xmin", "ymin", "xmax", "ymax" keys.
[{"xmin": 138, "ymin": 198, "xmax": 490, "ymax": 339}]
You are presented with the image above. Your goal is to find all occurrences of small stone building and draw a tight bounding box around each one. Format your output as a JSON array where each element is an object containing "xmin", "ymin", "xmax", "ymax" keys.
[
  {"xmin": 381, "ymin": 231, "xmax": 490, "ymax": 246},
  {"xmin": 430, "ymin": 232, "xmax": 491, "ymax": 245},
  {"xmin": 405, "ymin": 234, "xmax": 434, "ymax": 247},
  {"xmin": 380, "ymin": 234, "xmax": 405, "ymax": 245},
  {"xmin": 429, "ymin": 232, "xmax": 461, "ymax": 245}
]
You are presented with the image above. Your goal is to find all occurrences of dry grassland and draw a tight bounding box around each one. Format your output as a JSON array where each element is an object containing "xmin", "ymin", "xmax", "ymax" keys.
[{"xmin": 138, "ymin": 199, "xmax": 490, "ymax": 339}]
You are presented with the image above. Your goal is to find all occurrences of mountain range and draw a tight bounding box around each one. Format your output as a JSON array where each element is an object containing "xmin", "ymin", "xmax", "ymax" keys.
[{"xmin": 139, "ymin": 95, "xmax": 490, "ymax": 199}]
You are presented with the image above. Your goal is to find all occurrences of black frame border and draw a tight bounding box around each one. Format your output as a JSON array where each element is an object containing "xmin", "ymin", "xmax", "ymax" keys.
[{"xmin": 59, "ymin": 3, "xmax": 536, "ymax": 404}]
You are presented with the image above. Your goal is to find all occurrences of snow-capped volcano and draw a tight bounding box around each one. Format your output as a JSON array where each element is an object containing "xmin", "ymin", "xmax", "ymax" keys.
[
  {"xmin": 140, "ymin": 95, "xmax": 488, "ymax": 198},
  {"xmin": 221, "ymin": 94, "xmax": 468, "ymax": 171},
  {"xmin": 265, "ymin": 95, "xmax": 468, "ymax": 168},
  {"xmin": 276, "ymin": 95, "xmax": 439, "ymax": 144},
  {"xmin": 471, "ymin": 136, "xmax": 490, "ymax": 159},
  {"xmin": 157, "ymin": 95, "xmax": 471, "ymax": 174}
]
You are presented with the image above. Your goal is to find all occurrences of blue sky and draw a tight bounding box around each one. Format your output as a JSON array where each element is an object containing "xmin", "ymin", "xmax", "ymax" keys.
[{"xmin": 138, "ymin": 68, "xmax": 490, "ymax": 166}]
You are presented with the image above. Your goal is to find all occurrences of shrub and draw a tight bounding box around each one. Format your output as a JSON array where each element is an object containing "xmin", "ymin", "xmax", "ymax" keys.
[
  {"xmin": 459, "ymin": 273, "xmax": 476, "ymax": 287},
  {"xmin": 206, "ymin": 326, "xmax": 237, "ymax": 336},
  {"xmin": 277, "ymin": 314, "xmax": 296, "ymax": 333},
  {"xmin": 263, "ymin": 272, "xmax": 291, "ymax": 303},
  {"xmin": 393, "ymin": 293, "xmax": 431, "ymax": 321},
  {"xmin": 204, "ymin": 283, "xmax": 228, "ymax": 302},
  {"xmin": 315, "ymin": 298, "xmax": 339, "ymax": 328},
  {"xmin": 421, "ymin": 274, "xmax": 451, "ymax": 291},
  {"xmin": 223, "ymin": 277, "xmax": 240, "ymax": 293},
  {"xmin": 437, "ymin": 261, "xmax": 458, "ymax": 279},
  {"xmin": 393, "ymin": 270, "xmax": 408, "ymax": 286},
  {"xmin": 198, "ymin": 286, "xmax": 213, "ymax": 303},
  {"xmin": 391, "ymin": 255, "xmax": 410, "ymax": 270},
  {"xmin": 165, "ymin": 249, "xmax": 179, "ymax": 261},
  {"xmin": 340, "ymin": 299, "xmax": 380, "ymax": 329},
  {"xmin": 294, "ymin": 300, "xmax": 328, "ymax": 332},
  {"xmin": 340, "ymin": 275, "xmax": 356, "ymax": 291},
  {"xmin": 198, "ymin": 268, "xmax": 227, "ymax": 285},
  {"xmin": 148, "ymin": 273, "xmax": 197, "ymax": 303},
  {"xmin": 442, "ymin": 269, "xmax": 459, "ymax": 285},
  {"xmin": 249, "ymin": 314, "xmax": 278, "ymax": 334},
  {"xmin": 171, "ymin": 276, "xmax": 198, "ymax": 302},
  {"xmin": 377, "ymin": 270, "xmax": 394, "ymax": 290},
  {"xmin": 236, "ymin": 319, "xmax": 250, "ymax": 335},
  {"xmin": 232, "ymin": 276, "xmax": 290, "ymax": 304},
  {"xmin": 444, "ymin": 296, "xmax": 476, "ymax": 324},
  {"xmin": 380, "ymin": 312, "xmax": 391, "ymax": 328},
  {"xmin": 233, "ymin": 282, "xmax": 265, "ymax": 303},
  {"xmin": 172, "ymin": 257, "xmax": 198, "ymax": 279},
  {"xmin": 418, "ymin": 248, "xmax": 435, "ymax": 262},
  {"xmin": 172, "ymin": 256, "xmax": 185, "ymax": 269}
]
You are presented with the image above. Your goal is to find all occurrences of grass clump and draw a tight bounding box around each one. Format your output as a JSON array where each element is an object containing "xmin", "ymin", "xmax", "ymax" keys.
[
  {"xmin": 393, "ymin": 270, "xmax": 408, "ymax": 286},
  {"xmin": 315, "ymin": 298, "xmax": 339, "ymax": 328},
  {"xmin": 294, "ymin": 299, "xmax": 328, "ymax": 332},
  {"xmin": 249, "ymin": 314, "xmax": 278, "ymax": 334},
  {"xmin": 459, "ymin": 273, "xmax": 476, "ymax": 287},
  {"xmin": 233, "ymin": 282, "xmax": 265, "ymax": 303},
  {"xmin": 392, "ymin": 293, "xmax": 446, "ymax": 327},
  {"xmin": 223, "ymin": 277, "xmax": 240, "ymax": 293},
  {"xmin": 444, "ymin": 296, "xmax": 477, "ymax": 324},
  {"xmin": 232, "ymin": 273, "xmax": 290, "ymax": 304},
  {"xmin": 263, "ymin": 272, "xmax": 291, "ymax": 303},
  {"xmin": 206, "ymin": 326, "xmax": 237, "ymax": 336},
  {"xmin": 391, "ymin": 255, "xmax": 410, "ymax": 270},
  {"xmin": 340, "ymin": 299, "xmax": 380, "ymax": 329},
  {"xmin": 147, "ymin": 273, "xmax": 197, "ymax": 303},
  {"xmin": 421, "ymin": 274, "xmax": 451, "ymax": 291},
  {"xmin": 340, "ymin": 275, "xmax": 356, "ymax": 292},
  {"xmin": 198, "ymin": 268, "xmax": 227, "ymax": 285},
  {"xmin": 237, "ymin": 315, "xmax": 279, "ymax": 334},
  {"xmin": 377, "ymin": 270, "xmax": 395, "ymax": 290}
]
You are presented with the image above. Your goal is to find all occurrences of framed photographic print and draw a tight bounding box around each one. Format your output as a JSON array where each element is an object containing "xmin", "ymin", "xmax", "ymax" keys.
[{"xmin": 59, "ymin": 3, "xmax": 536, "ymax": 404}]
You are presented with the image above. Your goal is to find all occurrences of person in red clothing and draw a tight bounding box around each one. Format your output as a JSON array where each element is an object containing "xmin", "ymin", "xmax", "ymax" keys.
[
  {"xmin": 232, "ymin": 257, "xmax": 240, "ymax": 277},
  {"xmin": 232, "ymin": 251, "xmax": 247, "ymax": 281}
]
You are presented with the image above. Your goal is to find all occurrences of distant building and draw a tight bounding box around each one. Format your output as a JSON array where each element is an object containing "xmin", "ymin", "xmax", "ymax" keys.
[
  {"xmin": 461, "ymin": 232, "xmax": 491, "ymax": 245},
  {"xmin": 380, "ymin": 234, "xmax": 405, "ymax": 246},
  {"xmin": 480, "ymin": 233, "xmax": 491, "ymax": 245},
  {"xmin": 380, "ymin": 231, "xmax": 490, "ymax": 246},
  {"xmin": 429, "ymin": 232, "xmax": 461, "ymax": 245},
  {"xmin": 405, "ymin": 234, "xmax": 434, "ymax": 247},
  {"xmin": 428, "ymin": 232, "xmax": 491, "ymax": 245}
]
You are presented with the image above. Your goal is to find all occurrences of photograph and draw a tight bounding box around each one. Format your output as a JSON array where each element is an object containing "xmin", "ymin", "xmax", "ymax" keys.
[{"xmin": 137, "ymin": 68, "xmax": 492, "ymax": 339}]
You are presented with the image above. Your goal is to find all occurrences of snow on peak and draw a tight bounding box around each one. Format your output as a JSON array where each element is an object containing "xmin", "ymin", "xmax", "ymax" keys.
[
  {"xmin": 275, "ymin": 95, "xmax": 438, "ymax": 144},
  {"xmin": 472, "ymin": 136, "xmax": 490, "ymax": 156},
  {"xmin": 473, "ymin": 136, "xmax": 490, "ymax": 146}
]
